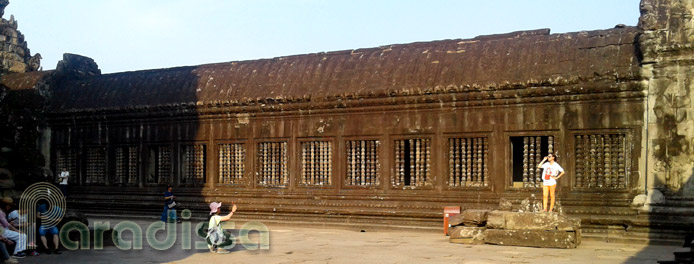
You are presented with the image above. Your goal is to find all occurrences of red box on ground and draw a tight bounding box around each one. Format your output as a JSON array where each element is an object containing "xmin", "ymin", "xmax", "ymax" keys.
[{"xmin": 443, "ymin": 206, "xmax": 461, "ymax": 235}]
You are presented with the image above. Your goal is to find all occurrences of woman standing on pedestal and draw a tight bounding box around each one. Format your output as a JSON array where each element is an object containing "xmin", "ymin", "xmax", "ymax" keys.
[{"xmin": 538, "ymin": 153, "xmax": 565, "ymax": 212}]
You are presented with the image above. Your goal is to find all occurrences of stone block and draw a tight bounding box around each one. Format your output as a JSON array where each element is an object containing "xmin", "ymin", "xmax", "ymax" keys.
[
  {"xmin": 486, "ymin": 210, "xmax": 506, "ymax": 229},
  {"xmin": 450, "ymin": 238, "xmax": 485, "ymax": 245},
  {"xmin": 449, "ymin": 226, "xmax": 486, "ymax": 245},
  {"xmin": 503, "ymin": 212, "xmax": 580, "ymax": 231},
  {"xmin": 484, "ymin": 229, "xmax": 580, "ymax": 249},
  {"xmin": 448, "ymin": 214, "xmax": 466, "ymax": 227},
  {"xmin": 461, "ymin": 209, "xmax": 489, "ymax": 226}
]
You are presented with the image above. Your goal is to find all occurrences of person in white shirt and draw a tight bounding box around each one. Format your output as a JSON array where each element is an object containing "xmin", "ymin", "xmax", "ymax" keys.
[
  {"xmin": 58, "ymin": 168, "xmax": 69, "ymax": 198},
  {"xmin": 538, "ymin": 153, "xmax": 565, "ymax": 213},
  {"xmin": 207, "ymin": 202, "xmax": 236, "ymax": 254}
]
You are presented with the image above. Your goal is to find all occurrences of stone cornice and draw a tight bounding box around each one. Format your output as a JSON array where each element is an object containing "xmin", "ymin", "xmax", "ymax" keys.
[{"xmin": 47, "ymin": 80, "xmax": 645, "ymax": 124}]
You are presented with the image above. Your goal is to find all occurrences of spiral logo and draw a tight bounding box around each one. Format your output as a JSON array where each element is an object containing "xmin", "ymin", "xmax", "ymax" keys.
[{"xmin": 19, "ymin": 182, "xmax": 66, "ymax": 249}]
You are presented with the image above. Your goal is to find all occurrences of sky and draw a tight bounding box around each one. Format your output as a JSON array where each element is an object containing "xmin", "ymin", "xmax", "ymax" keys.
[{"xmin": 5, "ymin": 0, "xmax": 641, "ymax": 74}]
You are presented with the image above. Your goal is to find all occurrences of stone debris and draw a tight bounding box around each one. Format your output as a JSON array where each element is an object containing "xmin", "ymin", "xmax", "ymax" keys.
[
  {"xmin": 449, "ymin": 226, "xmax": 486, "ymax": 245},
  {"xmin": 449, "ymin": 209, "xmax": 581, "ymax": 248},
  {"xmin": 461, "ymin": 209, "xmax": 488, "ymax": 227}
]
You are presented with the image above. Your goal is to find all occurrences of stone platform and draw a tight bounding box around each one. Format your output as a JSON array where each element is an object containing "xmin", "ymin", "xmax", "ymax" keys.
[{"xmin": 449, "ymin": 210, "xmax": 581, "ymax": 249}]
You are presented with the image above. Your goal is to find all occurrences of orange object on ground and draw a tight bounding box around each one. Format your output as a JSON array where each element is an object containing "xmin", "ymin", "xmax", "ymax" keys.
[{"xmin": 443, "ymin": 206, "xmax": 461, "ymax": 235}]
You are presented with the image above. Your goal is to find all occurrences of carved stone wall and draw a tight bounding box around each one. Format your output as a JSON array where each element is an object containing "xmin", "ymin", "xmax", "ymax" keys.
[
  {"xmin": 640, "ymin": 0, "xmax": 694, "ymax": 196},
  {"xmin": 0, "ymin": 1, "xmax": 40, "ymax": 74}
]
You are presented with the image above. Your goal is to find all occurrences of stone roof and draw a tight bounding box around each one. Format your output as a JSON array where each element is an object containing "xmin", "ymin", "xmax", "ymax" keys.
[
  {"xmin": 0, "ymin": 70, "xmax": 51, "ymax": 90},
  {"xmin": 11, "ymin": 27, "xmax": 644, "ymax": 112}
]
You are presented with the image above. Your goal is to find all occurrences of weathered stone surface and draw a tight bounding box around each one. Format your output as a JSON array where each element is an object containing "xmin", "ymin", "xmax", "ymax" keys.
[
  {"xmin": 503, "ymin": 212, "xmax": 580, "ymax": 231},
  {"xmin": 449, "ymin": 210, "xmax": 490, "ymax": 227},
  {"xmin": 486, "ymin": 211, "xmax": 505, "ymax": 229},
  {"xmin": 484, "ymin": 211, "xmax": 580, "ymax": 231},
  {"xmin": 5, "ymin": 0, "xmax": 694, "ymax": 244},
  {"xmin": 498, "ymin": 198, "xmax": 513, "ymax": 211},
  {"xmin": 484, "ymin": 229, "xmax": 580, "ymax": 249},
  {"xmin": 449, "ymin": 226, "xmax": 486, "ymax": 245},
  {"xmin": 448, "ymin": 214, "xmax": 466, "ymax": 227},
  {"xmin": 54, "ymin": 53, "xmax": 101, "ymax": 79},
  {"xmin": 461, "ymin": 209, "xmax": 489, "ymax": 227}
]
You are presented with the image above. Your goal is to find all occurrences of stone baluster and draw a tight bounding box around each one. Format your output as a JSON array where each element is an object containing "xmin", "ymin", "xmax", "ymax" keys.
[
  {"xmin": 471, "ymin": 138, "xmax": 477, "ymax": 185},
  {"xmin": 301, "ymin": 143, "xmax": 307, "ymax": 185},
  {"xmin": 232, "ymin": 144, "xmax": 237, "ymax": 184},
  {"xmin": 235, "ymin": 144, "xmax": 240, "ymax": 183},
  {"xmin": 483, "ymin": 137, "xmax": 489, "ymax": 187},
  {"xmin": 328, "ymin": 142, "xmax": 333, "ymax": 185},
  {"xmin": 583, "ymin": 135, "xmax": 590, "ymax": 188},
  {"xmin": 311, "ymin": 142, "xmax": 317, "ymax": 185},
  {"xmin": 528, "ymin": 137, "xmax": 540, "ymax": 186},
  {"xmin": 425, "ymin": 139, "xmax": 431, "ymax": 185},
  {"xmin": 283, "ymin": 142, "xmax": 288, "ymax": 185},
  {"xmin": 237, "ymin": 144, "xmax": 242, "ymax": 183},
  {"xmin": 604, "ymin": 135, "xmax": 612, "ymax": 188},
  {"xmin": 321, "ymin": 142, "xmax": 325, "ymax": 185},
  {"xmin": 523, "ymin": 137, "xmax": 529, "ymax": 187},
  {"xmin": 448, "ymin": 138, "xmax": 456, "ymax": 186},
  {"xmin": 611, "ymin": 135, "xmax": 619, "ymax": 189},
  {"xmin": 263, "ymin": 143, "xmax": 269, "ymax": 185},
  {"xmin": 355, "ymin": 141, "xmax": 360, "ymax": 185},
  {"xmin": 219, "ymin": 145, "xmax": 225, "ymax": 184},
  {"xmin": 462, "ymin": 138, "xmax": 467, "ymax": 184},
  {"xmin": 400, "ymin": 140, "xmax": 406, "ymax": 186},
  {"xmin": 618, "ymin": 135, "xmax": 626, "ymax": 188},
  {"xmin": 535, "ymin": 136, "xmax": 542, "ymax": 187},
  {"xmin": 275, "ymin": 143, "xmax": 281, "ymax": 185},
  {"xmin": 264, "ymin": 143, "xmax": 270, "ymax": 185},
  {"xmin": 589, "ymin": 135, "xmax": 597, "ymax": 187},
  {"xmin": 575, "ymin": 136, "xmax": 583, "ymax": 188},
  {"xmin": 320, "ymin": 142, "xmax": 325, "ymax": 185},
  {"xmin": 597, "ymin": 135, "xmax": 605, "ymax": 188},
  {"xmin": 405, "ymin": 139, "xmax": 417, "ymax": 185},
  {"xmin": 346, "ymin": 141, "xmax": 352, "ymax": 185},
  {"xmin": 466, "ymin": 138, "xmax": 472, "ymax": 185},
  {"xmin": 369, "ymin": 140, "xmax": 373, "ymax": 185},
  {"xmin": 477, "ymin": 137, "xmax": 483, "ymax": 183},
  {"xmin": 394, "ymin": 141, "xmax": 399, "ymax": 186},
  {"xmin": 357, "ymin": 140, "xmax": 363, "ymax": 186}
]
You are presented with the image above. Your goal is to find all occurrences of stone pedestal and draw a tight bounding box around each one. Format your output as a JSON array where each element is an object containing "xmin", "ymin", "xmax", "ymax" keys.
[{"xmin": 449, "ymin": 210, "xmax": 581, "ymax": 249}]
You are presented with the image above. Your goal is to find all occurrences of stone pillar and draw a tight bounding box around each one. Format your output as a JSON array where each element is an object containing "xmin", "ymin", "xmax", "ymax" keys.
[{"xmin": 639, "ymin": 0, "xmax": 694, "ymax": 196}]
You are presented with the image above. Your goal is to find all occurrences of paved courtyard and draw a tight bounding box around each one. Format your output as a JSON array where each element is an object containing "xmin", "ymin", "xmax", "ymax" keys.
[{"xmin": 16, "ymin": 216, "xmax": 681, "ymax": 264}]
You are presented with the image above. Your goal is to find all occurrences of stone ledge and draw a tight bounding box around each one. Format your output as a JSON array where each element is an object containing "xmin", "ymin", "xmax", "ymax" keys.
[{"xmin": 484, "ymin": 229, "xmax": 580, "ymax": 249}]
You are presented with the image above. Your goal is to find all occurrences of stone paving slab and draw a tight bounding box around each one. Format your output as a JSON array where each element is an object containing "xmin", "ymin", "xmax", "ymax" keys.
[{"xmin": 14, "ymin": 216, "xmax": 682, "ymax": 264}]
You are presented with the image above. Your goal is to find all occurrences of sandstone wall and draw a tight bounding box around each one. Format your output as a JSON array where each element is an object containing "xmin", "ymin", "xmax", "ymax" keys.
[{"xmin": 640, "ymin": 0, "xmax": 694, "ymax": 196}]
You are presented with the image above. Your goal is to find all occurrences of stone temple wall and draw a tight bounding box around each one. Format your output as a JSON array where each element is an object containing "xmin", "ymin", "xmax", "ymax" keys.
[
  {"xmin": 0, "ymin": 0, "xmax": 40, "ymax": 74},
  {"xmin": 640, "ymin": 0, "xmax": 694, "ymax": 197}
]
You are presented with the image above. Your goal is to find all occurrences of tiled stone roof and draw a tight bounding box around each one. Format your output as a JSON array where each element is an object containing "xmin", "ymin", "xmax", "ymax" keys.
[{"xmin": 7, "ymin": 27, "xmax": 644, "ymax": 112}]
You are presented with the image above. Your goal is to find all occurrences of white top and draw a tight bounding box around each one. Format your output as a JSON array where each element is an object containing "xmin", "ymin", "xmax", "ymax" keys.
[
  {"xmin": 7, "ymin": 210, "xmax": 19, "ymax": 227},
  {"xmin": 59, "ymin": 171, "xmax": 69, "ymax": 185},
  {"xmin": 541, "ymin": 162, "xmax": 564, "ymax": 186},
  {"xmin": 208, "ymin": 215, "xmax": 222, "ymax": 230}
]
